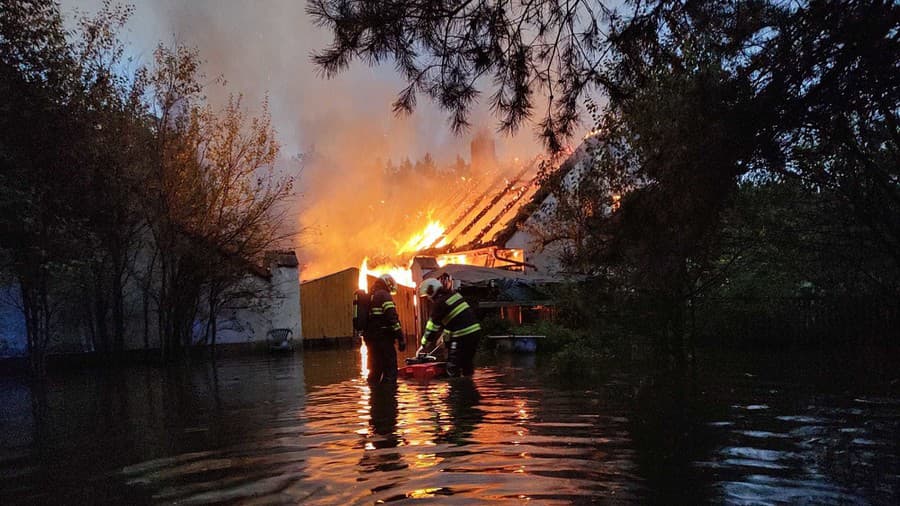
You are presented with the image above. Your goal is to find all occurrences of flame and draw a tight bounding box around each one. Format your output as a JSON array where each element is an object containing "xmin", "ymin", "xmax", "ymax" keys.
[
  {"xmin": 351, "ymin": 203, "xmax": 525, "ymax": 289},
  {"xmin": 368, "ymin": 263, "xmax": 414, "ymax": 287},
  {"xmin": 360, "ymin": 340, "xmax": 369, "ymax": 378},
  {"xmin": 357, "ymin": 219, "xmax": 449, "ymax": 289},
  {"xmin": 358, "ymin": 257, "xmax": 369, "ymax": 291},
  {"xmin": 436, "ymin": 247, "xmax": 524, "ymax": 269},
  {"xmin": 436, "ymin": 254, "xmax": 466, "ymax": 267},
  {"xmin": 397, "ymin": 220, "xmax": 445, "ymax": 255}
]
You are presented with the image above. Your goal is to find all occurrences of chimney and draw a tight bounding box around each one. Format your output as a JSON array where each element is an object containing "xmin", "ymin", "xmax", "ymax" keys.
[
  {"xmin": 470, "ymin": 130, "xmax": 497, "ymax": 171},
  {"xmin": 411, "ymin": 256, "xmax": 440, "ymax": 285}
]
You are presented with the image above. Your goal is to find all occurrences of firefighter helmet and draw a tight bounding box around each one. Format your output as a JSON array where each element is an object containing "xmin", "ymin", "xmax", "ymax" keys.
[
  {"xmin": 378, "ymin": 274, "xmax": 398, "ymax": 295},
  {"xmin": 417, "ymin": 278, "xmax": 442, "ymax": 299}
]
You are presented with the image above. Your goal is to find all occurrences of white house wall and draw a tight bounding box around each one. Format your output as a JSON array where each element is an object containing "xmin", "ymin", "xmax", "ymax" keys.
[
  {"xmin": 0, "ymin": 240, "xmax": 301, "ymax": 356},
  {"xmin": 212, "ymin": 264, "xmax": 301, "ymax": 346},
  {"xmin": 502, "ymin": 141, "xmax": 596, "ymax": 276}
]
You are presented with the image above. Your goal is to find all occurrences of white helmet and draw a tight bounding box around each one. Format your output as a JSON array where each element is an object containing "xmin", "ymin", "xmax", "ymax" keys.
[
  {"xmin": 378, "ymin": 274, "xmax": 398, "ymax": 295},
  {"xmin": 417, "ymin": 278, "xmax": 442, "ymax": 299}
]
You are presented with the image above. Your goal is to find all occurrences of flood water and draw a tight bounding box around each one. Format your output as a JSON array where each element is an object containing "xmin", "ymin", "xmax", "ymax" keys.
[{"xmin": 1, "ymin": 346, "xmax": 898, "ymax": 504}]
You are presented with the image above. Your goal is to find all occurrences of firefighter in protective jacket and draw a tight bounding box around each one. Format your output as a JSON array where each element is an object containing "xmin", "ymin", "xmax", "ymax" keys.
[
  {"xmin": 365, "ymin": 274, "xmax": 406, "ymax": 384},
  {"xmin": 417, "ymin": 276, "xmax": 482, "ymax": 377}
]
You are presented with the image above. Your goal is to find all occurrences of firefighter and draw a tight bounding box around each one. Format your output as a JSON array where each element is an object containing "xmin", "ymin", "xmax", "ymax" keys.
[
  {"xmin": 417, "ymin": 277, "xmax": 482, "ymax": 377},
  {"xmin": 438, "ymin": 272, "xmax": 454, "ymax": 292},
  {"xmin": 365, "ymin": 274, "xmax": 406, "ymax": 385}
]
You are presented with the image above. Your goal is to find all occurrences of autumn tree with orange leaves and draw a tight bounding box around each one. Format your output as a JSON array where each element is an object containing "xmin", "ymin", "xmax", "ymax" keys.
[{"xmin": 140, "ymin": 45, "xmax": 294, "ymax": 359}]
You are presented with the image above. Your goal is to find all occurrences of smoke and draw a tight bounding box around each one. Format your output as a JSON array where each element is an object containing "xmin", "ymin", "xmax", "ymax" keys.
[{"xmin": 60, "ymin": 0, "xmax": 545, "ymax": 278}]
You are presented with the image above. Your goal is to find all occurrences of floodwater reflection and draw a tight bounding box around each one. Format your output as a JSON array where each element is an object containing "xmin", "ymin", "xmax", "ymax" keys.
[{"xmin": 0, "ymin": 347, "xmax": 898, "ymax": 504}]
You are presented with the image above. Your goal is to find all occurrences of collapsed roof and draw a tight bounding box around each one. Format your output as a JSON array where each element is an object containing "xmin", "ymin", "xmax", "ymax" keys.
[{"xmin": 423, "ymin": 263, "xmax": 560, "ymax": 286}]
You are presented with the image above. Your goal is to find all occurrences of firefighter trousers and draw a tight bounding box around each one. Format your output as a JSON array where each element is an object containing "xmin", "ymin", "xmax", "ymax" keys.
[
  {"xmin": 446, "ymin": 330, "xmax": 481, "ymax": 377},
  {"xmin": 365, "ymin": 337, "xmax": 398, "ymax": 384}
]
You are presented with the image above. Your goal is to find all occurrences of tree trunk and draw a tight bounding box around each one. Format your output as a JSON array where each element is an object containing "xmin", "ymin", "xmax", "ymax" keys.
[
  {"xmin": 20, "ymin": 270, "xmax": 51, "ymax": 377},
  {"xmin": 112, "ymin": 246, "xmax": 126, "ymax": 353},
  {"xmin": 93, "ymin": 265, "xmax": 110, "ymax": 356},
  {"xmin": 208, "ymin": 284, "xmax": 220, "ymax": 351}
]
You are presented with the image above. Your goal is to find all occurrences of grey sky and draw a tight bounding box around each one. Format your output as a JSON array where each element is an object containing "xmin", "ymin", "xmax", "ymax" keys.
[{"xmin": 58, "ymin": 0, "xmax": 546, "ymax": 164}]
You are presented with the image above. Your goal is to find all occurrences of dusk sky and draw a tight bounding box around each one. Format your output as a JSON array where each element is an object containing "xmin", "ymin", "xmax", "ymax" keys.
[
  {"xmin": 57, "ymin": 0, "xmax": 572, "ymax": 276},
  {"xmin": 58, "ymin": 0, "xmax": 548, "ymax": 165}
]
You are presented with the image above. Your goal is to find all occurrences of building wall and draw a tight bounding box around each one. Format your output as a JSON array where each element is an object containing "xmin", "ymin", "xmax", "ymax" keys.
[
  {"xmin": 505, "ymin": 226, "xmax": 567, "ymax": 275},
  {"xmin": 268, "ymin": 264, "xmax": 302, "ymax": 342},
  {"xmin": 1, "ymin": 245, "xmax": 301, "ymax": 356},
  {"xmin": 0, "ymin": 284, "xmax": 26, "ymax": 357},
  {"xmin": 213, "ymin": 263, "xmax": 301, "ymax": 346},
  {"xmin": 300, "ymin": 268, "xmax": 418, "ymax": 342},
  {"xmin": 393, "ymin": 284, "xmax": 420, "ymax": 342},
  {"xmin": 300, "ymin": 268, "xmax": 356, "ymax": 340},
  {"xmin": 503, "ymin": 140, "xmax": 597, "ymax": 276}
]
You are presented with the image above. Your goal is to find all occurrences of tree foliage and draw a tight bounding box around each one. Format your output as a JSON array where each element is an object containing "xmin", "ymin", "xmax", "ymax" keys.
[
  {"xmin": 309, "ymin": 0, "xmax": 615, "ymax": 151},
  {"xmin": 1, "ymin": 1, "xmax": 295, "ymax": 370},
  {"xmin": 137, "ymin": 44, "xmax": 294, "ymax": 359},
  {"xmin": 540, "ymin": 0, "xmax": 900, "ymax": 346},
  {"xmin": 325, "ymin": 0, "xmax": 900, "ymax": 348}
]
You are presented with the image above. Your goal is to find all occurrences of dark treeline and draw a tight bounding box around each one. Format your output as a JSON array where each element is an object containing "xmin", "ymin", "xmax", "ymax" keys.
[
  {"xmin": 381, "ymin": 152, "xmax": 471, "ymax": 180},
  {"xmin": 0, "ymin": 1, "xmax": 294, "ymax": 374},
  {"xmin": 311, "ymin": 0, "xmax": 899, "ymax": 361},
  {"xmin": 533, "ymin": 1, "xmax": 900, "ymax": 358}
]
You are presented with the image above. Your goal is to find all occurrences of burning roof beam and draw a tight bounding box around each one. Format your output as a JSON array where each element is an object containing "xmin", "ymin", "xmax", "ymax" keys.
[
  {"xmin": 418, "ymin": 177, "xmax": 482, "ymax": 250},
  {"xmin": 438, "ymin": 172, "xmax": 509, "ymax": 243},
  {"xmin": 447, "ymin": 164, "xmax": 535, "ymax": 249},
  {"xmin": 467, "ymin": 174, "xmax": 540, "ymax": 247}
]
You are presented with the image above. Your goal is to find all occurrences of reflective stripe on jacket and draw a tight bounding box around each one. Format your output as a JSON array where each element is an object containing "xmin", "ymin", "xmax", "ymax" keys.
[
  {"xmin": 367, "ymin": 288, "xmax": 403, "ymax": 340},
  {"xmin": 422, "ymin": 288, "xmax": 481, "ymax": 344}
]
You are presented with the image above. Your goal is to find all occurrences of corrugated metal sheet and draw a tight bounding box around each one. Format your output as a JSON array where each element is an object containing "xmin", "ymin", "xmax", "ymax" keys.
[
  {"xmin": 300, "ymin": 268, "xmax": 356, "ymax": 340},
  {"xmin": 300, "ymin": 268, "xmax": 419, "ymax": 341}
]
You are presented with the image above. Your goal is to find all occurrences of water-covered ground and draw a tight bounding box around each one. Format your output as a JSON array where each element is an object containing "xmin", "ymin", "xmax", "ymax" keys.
[{"xmin": 1, "ymin": 346, "xmax": 898, "ymax": 504}]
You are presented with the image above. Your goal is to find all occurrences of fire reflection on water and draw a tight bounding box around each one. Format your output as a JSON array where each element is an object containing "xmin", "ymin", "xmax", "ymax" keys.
[
  {"xmin": 16, "ymin": 348, "xmax": 887, "ymax": 504},
  {"xmin": 359, "ymin": 341, "xmax": 368, "ymax": 379}
]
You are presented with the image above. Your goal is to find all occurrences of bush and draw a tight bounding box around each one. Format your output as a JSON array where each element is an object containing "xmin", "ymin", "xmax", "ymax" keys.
[
  {"xmin": 479, "ymin": 314, "xmax": 512, "ymax": 335},
  {"xmin": 547, "ymin": 339, "xmax": 606, "ymax": 380},
  {"xmin": 511, "ymin": 320, "xmax": 583, "ymax": 353}
]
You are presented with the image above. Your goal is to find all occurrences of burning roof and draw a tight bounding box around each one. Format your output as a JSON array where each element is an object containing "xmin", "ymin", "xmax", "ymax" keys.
[
  {"xmin": 418, "ymin": 160, "xmax": 540, "ymax": 254},
  {"xmin": 297, "ymin": 132, "xmax": 589, "ymax": 285}
]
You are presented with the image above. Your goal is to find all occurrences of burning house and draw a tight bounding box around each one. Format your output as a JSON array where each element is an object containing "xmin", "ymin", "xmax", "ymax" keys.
[{"xmin": 298, "ymin": 136, "xmax": 597, "ymax": 341}]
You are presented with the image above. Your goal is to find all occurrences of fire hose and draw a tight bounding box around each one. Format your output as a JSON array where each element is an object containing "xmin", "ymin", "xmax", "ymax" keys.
[{"xmin": 414, "ymin": 333, "xmax": 445, "ymax": 361}]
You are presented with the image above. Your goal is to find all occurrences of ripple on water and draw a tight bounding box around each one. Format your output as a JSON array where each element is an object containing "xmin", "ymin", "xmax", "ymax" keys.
[{"xmin": 2, "ymin": 351, "xmax": 897, "ymax": 505}]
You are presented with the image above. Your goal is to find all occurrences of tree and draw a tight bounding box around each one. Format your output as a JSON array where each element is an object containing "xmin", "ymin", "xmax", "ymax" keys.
[
  {"xmin": 310, "ymin": 0, "xmax": 898, "ymax": 292},
  {"xmin": 1, "ymin": 0, "xmax": 87, "ymax": 373},
  {"xmin": 418, "ymin": 152, "xmax": 436, "ymax": 177},
  {"xmin": 754, "ymin": 1, "xmax": 900, "ymax": 292},
  {"xmin": 523, "ymin": 2, "xmax": 774, "ymax": 356},
  {"xmin": 71, "ymin": 2, "xmax": 151, "ymax": 355},
  {"xmin": 308, "ymin": 0, "xmax": 615, "ymax": 151},
  {"xmin": 2, "ymin": 1, "xmax": 296, "ymax": 371},
  {"xmin": 141, "ymin": 45, "xmax": 293, "ymax": 359},
  {"xmin": 510, "ymin": 1, "xmax": 898, "ymax": 351},
  {"xmin": 453, "ymin": 154, "xmax": 469, "ymax": 175}
]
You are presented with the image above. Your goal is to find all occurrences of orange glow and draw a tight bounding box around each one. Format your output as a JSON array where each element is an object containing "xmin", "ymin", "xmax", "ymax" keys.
[
  {"xmin": 358, "ymin": 257, "xmax": 369, "ymax": 291},
  {"xmin": 397, "ymin": 220, "xmax": 446, "ymax": 254},
  {"xmin": 611, "ymin": 194, "xmax": 622, "ymax": 211},
  {"xmin": 435, "ymin": 247, "xmax": 525, "ymax": 269},
  {"xmin": 297, "ymin": 153, "xmax": 570, "ymax": 283},
  {"xmin": 408, "ymin": 487, "xmax": 445, "ymax": 499},
  {"xmin": 297, "ymin": 153, "xmax": 556, "ymax": 281},
  {"xmin": 436, "ymin": 254, "xmax": 465, "ymax": 267},
  {"xmin": 360, "ymin": 340, "xmax": 369, "ymax": 378},
  {"xmin": 368, "ymin": 263, "xmax": 414, "ymax": 288}
]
